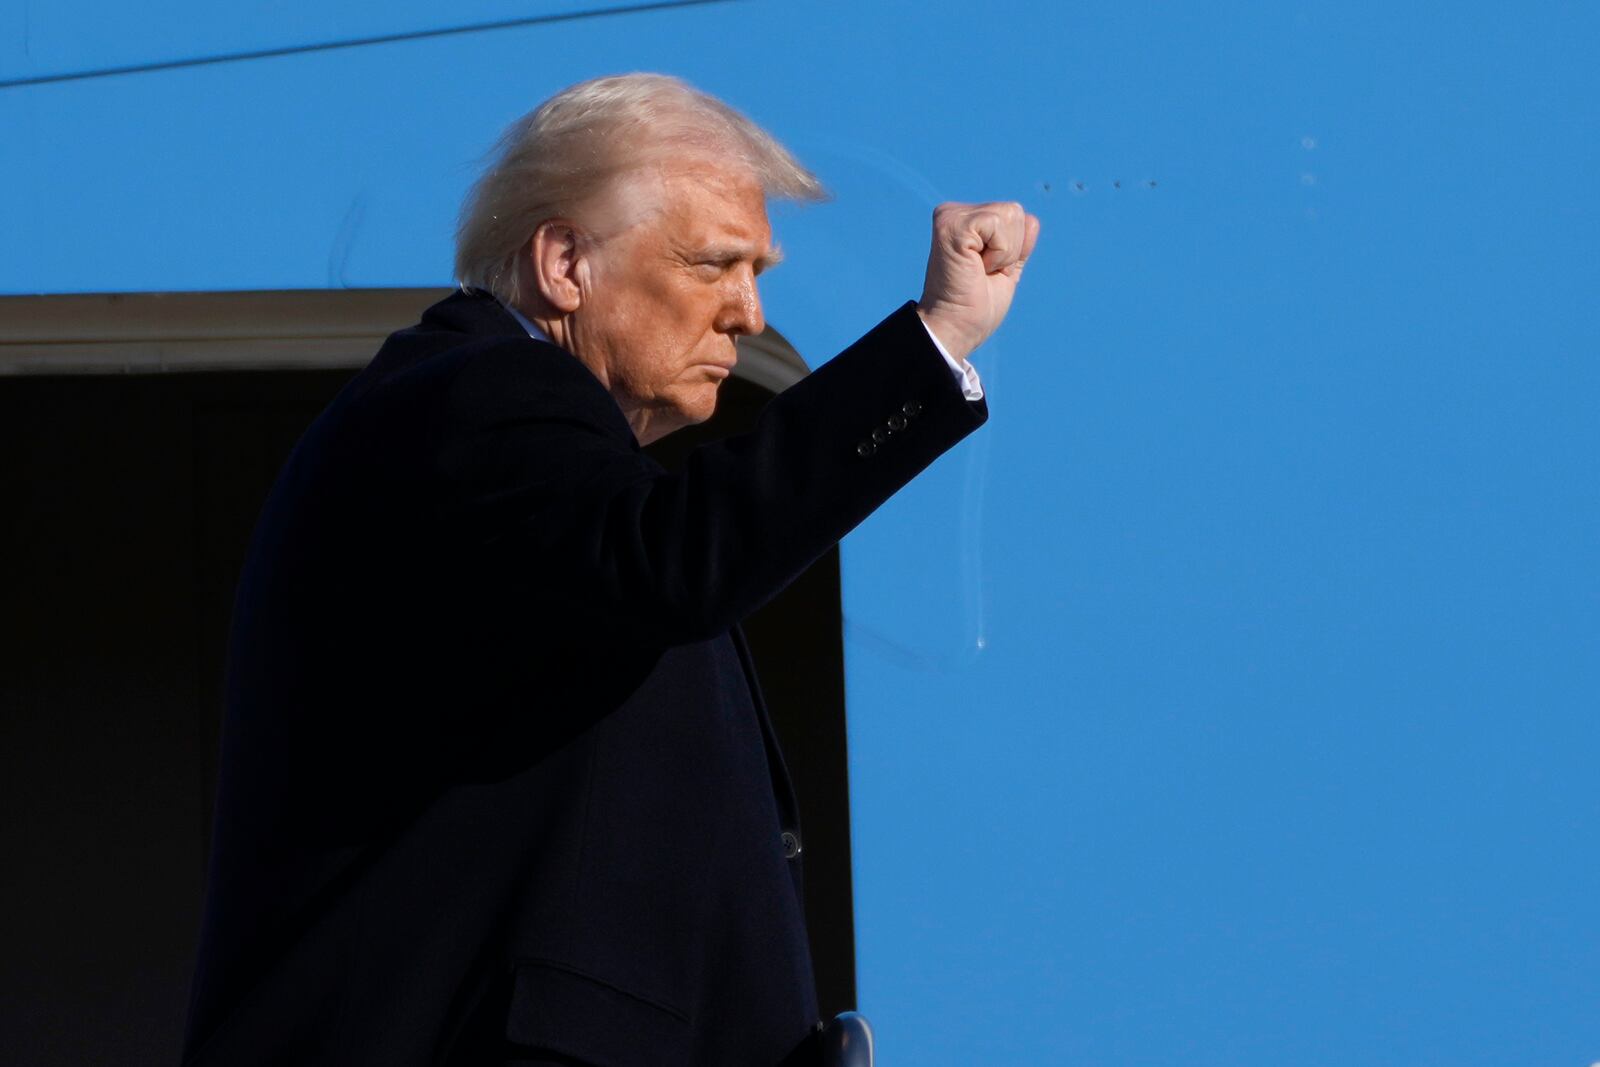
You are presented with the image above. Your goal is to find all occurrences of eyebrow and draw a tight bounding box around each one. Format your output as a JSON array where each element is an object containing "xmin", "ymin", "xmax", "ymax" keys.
[
  {"xmin": 755, "ymin": 245, "xmax": 783, "ymax": 273},
  {"xmin": 699, "ymin": 243, "xmax": 784, "ymax": 274}
]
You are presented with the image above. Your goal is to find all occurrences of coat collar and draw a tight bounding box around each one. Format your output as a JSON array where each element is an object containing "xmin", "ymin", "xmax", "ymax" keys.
[{"xmin": 420, "ymin": 287, "xmax": 536, "ymax": 339}]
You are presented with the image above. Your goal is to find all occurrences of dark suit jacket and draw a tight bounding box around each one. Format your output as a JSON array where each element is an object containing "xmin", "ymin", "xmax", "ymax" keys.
[{"xmin": 181, "ymin": 290, "xmax": 987, "ymax": 1066}]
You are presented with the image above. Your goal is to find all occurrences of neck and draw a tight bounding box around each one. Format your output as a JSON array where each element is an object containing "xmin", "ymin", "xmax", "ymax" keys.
[{"xmin": 522, "ymin": 305, "xmax": 681, "ymax": 446}]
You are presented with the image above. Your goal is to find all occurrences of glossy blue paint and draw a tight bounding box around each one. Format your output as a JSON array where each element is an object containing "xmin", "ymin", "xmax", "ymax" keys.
[{"xmin": 5, "ymin": 1, "xmax": 1597, "ymax": 1063}]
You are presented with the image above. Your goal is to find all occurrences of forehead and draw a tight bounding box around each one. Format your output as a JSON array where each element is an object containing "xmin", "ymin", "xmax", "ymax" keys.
[{"xmin": 650, "ymin": 158, "xmax": 771, "ymax": 248}]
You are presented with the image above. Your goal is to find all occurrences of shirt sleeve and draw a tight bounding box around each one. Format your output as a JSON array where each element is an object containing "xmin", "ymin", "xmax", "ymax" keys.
[{"xmin": 918, "ymin": 317, "xmax": 985, "ymax": 401}]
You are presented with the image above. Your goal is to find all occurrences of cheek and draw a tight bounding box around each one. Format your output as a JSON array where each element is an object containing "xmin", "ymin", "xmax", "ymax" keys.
[
  {"xmin": 620, "ymin": 288, "xmax": 694, "ymax": 350},
  {"xmin": 581, "ymin": 300, "xmax": 659, "ymax": 369}
]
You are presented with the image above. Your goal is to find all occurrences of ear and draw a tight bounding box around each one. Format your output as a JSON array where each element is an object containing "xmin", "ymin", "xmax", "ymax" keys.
[{"xmin": 529, "ymin": 220, "xmax": 586, "ymax": 314}]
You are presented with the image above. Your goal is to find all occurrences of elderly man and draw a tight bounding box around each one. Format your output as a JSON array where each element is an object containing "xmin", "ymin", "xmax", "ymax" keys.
[{"xmin": 182, "ymin": 73, "xmax": 1037, "ymax": 1067}]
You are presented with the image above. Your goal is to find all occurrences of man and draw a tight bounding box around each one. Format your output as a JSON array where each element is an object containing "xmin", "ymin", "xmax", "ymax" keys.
[{"xmin": 182, "ymin": 73, "xmax": 1038, "ymax": 1066}]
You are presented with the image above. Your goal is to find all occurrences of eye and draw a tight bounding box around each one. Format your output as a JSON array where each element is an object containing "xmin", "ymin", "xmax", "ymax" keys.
[{"xmin": 695, "ymin": 258, "xmax": 736, "ymax": 279}]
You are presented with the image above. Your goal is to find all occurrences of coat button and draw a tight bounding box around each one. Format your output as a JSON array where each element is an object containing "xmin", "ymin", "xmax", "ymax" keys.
[
  {"xmin": 887, "ymin": 413, "xmax": 907, "ymax": 432},
  {"xmin": 782, "ymin": 831, "xmax": 802, "ymax": 859},
  {"xmin": 856, "ymin": 441, "xmax": 876, "ymax": 458},
  {"xmin": 902, "ymin": 400, "xmax": 923, "ymax": 417}
]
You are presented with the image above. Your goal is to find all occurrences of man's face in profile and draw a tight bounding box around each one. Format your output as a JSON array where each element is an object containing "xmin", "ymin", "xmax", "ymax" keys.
[{"xmin": 573, "ymin": 157, "xmax": 779, "ymax": 443}]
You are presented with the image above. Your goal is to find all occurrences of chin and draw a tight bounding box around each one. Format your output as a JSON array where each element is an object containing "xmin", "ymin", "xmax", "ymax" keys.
[
  {"xmin": 680, "ymin": 387, "xmax": 722, "ymax": 426},
  {"xmin": 638, "ymin": 395, "xmax": 718, "ymax": 446}
]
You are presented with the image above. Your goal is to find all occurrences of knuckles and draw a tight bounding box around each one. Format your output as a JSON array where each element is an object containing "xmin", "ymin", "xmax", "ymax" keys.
[{"xmin": 932, "ymin": 200, "xmax": 1028, "ymax": 235}]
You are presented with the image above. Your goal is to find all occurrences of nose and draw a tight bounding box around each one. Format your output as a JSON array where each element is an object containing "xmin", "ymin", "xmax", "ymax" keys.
[{"xmin": 719, "ymin": 271, "xmax": 765, "ymax": 338}]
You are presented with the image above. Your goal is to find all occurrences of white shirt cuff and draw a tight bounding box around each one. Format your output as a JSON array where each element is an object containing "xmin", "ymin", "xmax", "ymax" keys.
[{"xmin": 919, "ymin": 318, "xmax": 984, "ymax": 401}]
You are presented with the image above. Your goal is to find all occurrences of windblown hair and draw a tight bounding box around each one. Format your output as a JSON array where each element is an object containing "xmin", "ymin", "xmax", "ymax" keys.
[{"xmin": 454, "ymin": 73, "xmax": 827, "ymax": 305}]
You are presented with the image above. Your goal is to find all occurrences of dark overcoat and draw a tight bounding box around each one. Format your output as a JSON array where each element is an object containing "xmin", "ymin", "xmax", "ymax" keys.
[{"xmin": 181, "ymin": 290, "xmax": 986, "ymax": 1066}]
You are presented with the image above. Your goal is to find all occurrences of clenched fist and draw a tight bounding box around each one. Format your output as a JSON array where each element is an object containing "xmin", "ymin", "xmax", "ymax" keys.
[{"xmin": 916, "ymin": 201, "xmax": 1041, "ymax": 363}]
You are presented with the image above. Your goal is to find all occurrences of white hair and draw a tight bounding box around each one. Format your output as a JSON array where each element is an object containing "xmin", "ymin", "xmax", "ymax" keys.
[{"xmin": 454, "ymin": 73, "xmax": 826, "ymax": 305}]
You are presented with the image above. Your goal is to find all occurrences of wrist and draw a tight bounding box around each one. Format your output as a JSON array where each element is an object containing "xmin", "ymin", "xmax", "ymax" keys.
[{"xmin": 915, "ymin": 304, "xmax": 977, "ymax": 363}]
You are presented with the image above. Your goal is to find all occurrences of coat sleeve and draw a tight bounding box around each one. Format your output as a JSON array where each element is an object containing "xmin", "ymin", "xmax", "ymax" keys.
[{"xmin": 427, "ymin": 301, "xmax": 988, "ymax": 647}]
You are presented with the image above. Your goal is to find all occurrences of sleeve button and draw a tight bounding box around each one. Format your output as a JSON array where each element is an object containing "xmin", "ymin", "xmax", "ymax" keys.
[
  {"xmin": 902, "ymin": 400, "xmax": 923, "ymax": 417},
  {"xmin": 871, "ymin": 427, "xmax": 888, "ymax": 444},
  {"xmin": 887, "ymin": 414, "xmax": 907, "ymax": 432},
  {"xmin": 856, "ymin": 441, "xmax": 877, "ymax": 458}
]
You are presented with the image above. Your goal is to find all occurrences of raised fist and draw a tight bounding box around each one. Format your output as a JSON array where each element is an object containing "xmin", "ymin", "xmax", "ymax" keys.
[{"xmin": 916, "ymin": 201, "xmax": 1041, "ymax": 362}]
